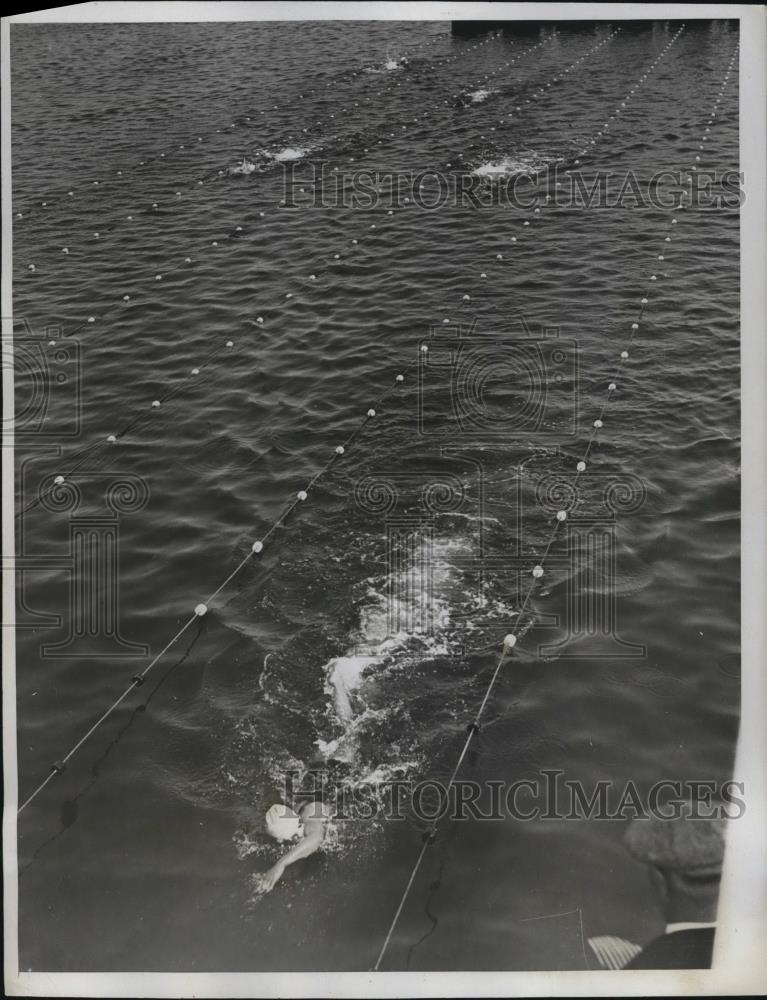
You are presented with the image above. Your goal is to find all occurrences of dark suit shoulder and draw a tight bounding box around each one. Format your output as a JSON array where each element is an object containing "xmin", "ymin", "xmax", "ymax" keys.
[{"xmin": 625, "ymin": 928, "xmax": 715, "ymax": 970}]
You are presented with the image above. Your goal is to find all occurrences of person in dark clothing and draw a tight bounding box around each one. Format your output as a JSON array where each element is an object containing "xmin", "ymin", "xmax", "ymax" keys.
[
  {"xmin": 622, "ymin": 805, "xmax": 725, "ymax": 969},
  {"xmin": 624, "ymin": 924, "xmax": 715, "ymax": 969}
]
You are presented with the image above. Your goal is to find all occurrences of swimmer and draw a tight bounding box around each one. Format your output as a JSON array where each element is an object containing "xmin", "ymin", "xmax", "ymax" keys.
[
  {"xmin": 229, "ymin": 158, "xmax": 256, "ymax": 176},
  {"xmin": 255, "ymin": 800, "xmax": 330, "ymax": 894}
]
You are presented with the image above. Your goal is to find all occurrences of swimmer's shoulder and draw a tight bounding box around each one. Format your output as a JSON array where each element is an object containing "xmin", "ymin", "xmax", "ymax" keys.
[{"xmin": 299, "ymin": 799, "xmax": 332, "ymax": 822}]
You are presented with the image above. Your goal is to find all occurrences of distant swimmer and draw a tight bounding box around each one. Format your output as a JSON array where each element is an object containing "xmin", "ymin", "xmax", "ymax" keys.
[
  {"xmin": 383, "ymin": 53, "xmax": 408, "ymax": 72},
  {"xmin": 254, "ymin": 800, "xmax": 331, "ymax": 893},
  {"xmin": 229, "ymin": 158, "xmax": 256, "ymax": 176}
]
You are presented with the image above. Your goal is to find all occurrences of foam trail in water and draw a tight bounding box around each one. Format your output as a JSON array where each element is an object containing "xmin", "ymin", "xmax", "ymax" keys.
[
  {"xmin": 472, "ymin": 152, "xmax": 563, "ymax": 179},
  {"xmin": 228, "ymin": 158, "xmax": 257, "ymax": 175},
  {"xmin": 315, "ymin": 535, "xmax": 465, "ymax": 766},
  {"xmin": 467, "ymin": 87, "xmax": 498, "ymax": 103},
  {"xmin": 270, "ymin": 146, "xmax": 310, "ymax": 162}
]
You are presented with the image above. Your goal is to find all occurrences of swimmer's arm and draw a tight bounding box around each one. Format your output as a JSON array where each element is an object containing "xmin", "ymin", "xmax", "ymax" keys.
[
  {"xmin": 280, "ymin": 827, "xmax": 325, "ymax": 867},
  {"xmin": 257, "ymin": 826, "xmax": 325, "ymax": 893}
]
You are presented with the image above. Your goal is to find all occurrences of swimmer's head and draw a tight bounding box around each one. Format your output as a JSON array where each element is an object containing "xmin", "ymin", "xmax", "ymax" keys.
[{"xmin": 265, "ymin": 803, "xmax": 302, "ymax": 842}]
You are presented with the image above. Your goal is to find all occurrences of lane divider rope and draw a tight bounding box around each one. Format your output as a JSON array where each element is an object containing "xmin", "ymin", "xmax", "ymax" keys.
[
  {"xmin": 16, "ymin": 25, "xmax": 732, "ymax": 824},
  {"xmin": 14, "ymin": 337, "xmax": 233, "ymax": 521},
  {"xmin": 16, "ymin": 361, "xmax": 417, "ymax": 815},
  {"xmin": 12, "ymin": 28, "xmax": 522, "ymax": 228},
  {"xmin": 451, "ymin": 25, "xmax": 686, "ymax": 318},
  {"xmin": 371, "ymin": 31, "xmax": 738, "ymax": 972},
  {"xmin": 16, "ymin": 35, "xmax": 640, "ymax": 527},
  {"xmin": 17, "ymin": 30, "xmax": 603, "ymax": 350}
]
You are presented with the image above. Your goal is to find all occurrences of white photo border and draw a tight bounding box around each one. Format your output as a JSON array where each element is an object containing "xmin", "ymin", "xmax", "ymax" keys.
[{"xmin": 2, "ymin": 2, "xmax": 765, "ymax": 996}]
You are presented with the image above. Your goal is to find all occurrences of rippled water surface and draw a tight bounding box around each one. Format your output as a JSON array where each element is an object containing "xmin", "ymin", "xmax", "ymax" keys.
[{"xmin": 12, "ymin": 18, "xmax": 739, "ymax": 972}]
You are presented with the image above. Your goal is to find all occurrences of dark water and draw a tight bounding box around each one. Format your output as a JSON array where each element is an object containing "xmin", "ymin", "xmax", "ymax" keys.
[{"xmin": 12, "ymin": 20, "xmax": 739, "ymax": 972}]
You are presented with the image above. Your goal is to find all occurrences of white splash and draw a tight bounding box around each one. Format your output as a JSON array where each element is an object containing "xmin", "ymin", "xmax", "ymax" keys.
[
  {"xmin": 270, "ymin": 146, "xmax": 309, "ymax": 162},
  {"xmin": 316, "ymin": 535, "xmax": 466, "ymax": 765},
  {"xmin": 468, "ymin": 87, "xmax": 497, "ymax": 103},
  {"xmin": 228, "ymin": 158, "xmax": 256, "ymax": 175},
  {"xmin": 472, "ymin": 154, "xmax": 557, "ymax": 179},
  {"xmin": 323, "ymin": 655, "xmax": 378, "ymax": 723},
  {"xmin": 366, "ymin": 53, "xmax": 408, "ymax": 74}
]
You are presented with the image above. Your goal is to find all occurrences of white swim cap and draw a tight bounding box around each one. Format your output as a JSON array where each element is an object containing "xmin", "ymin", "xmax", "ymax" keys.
[{"xmin": 265, "ymin": 803, "xmax": 302, "ymax": 842}]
